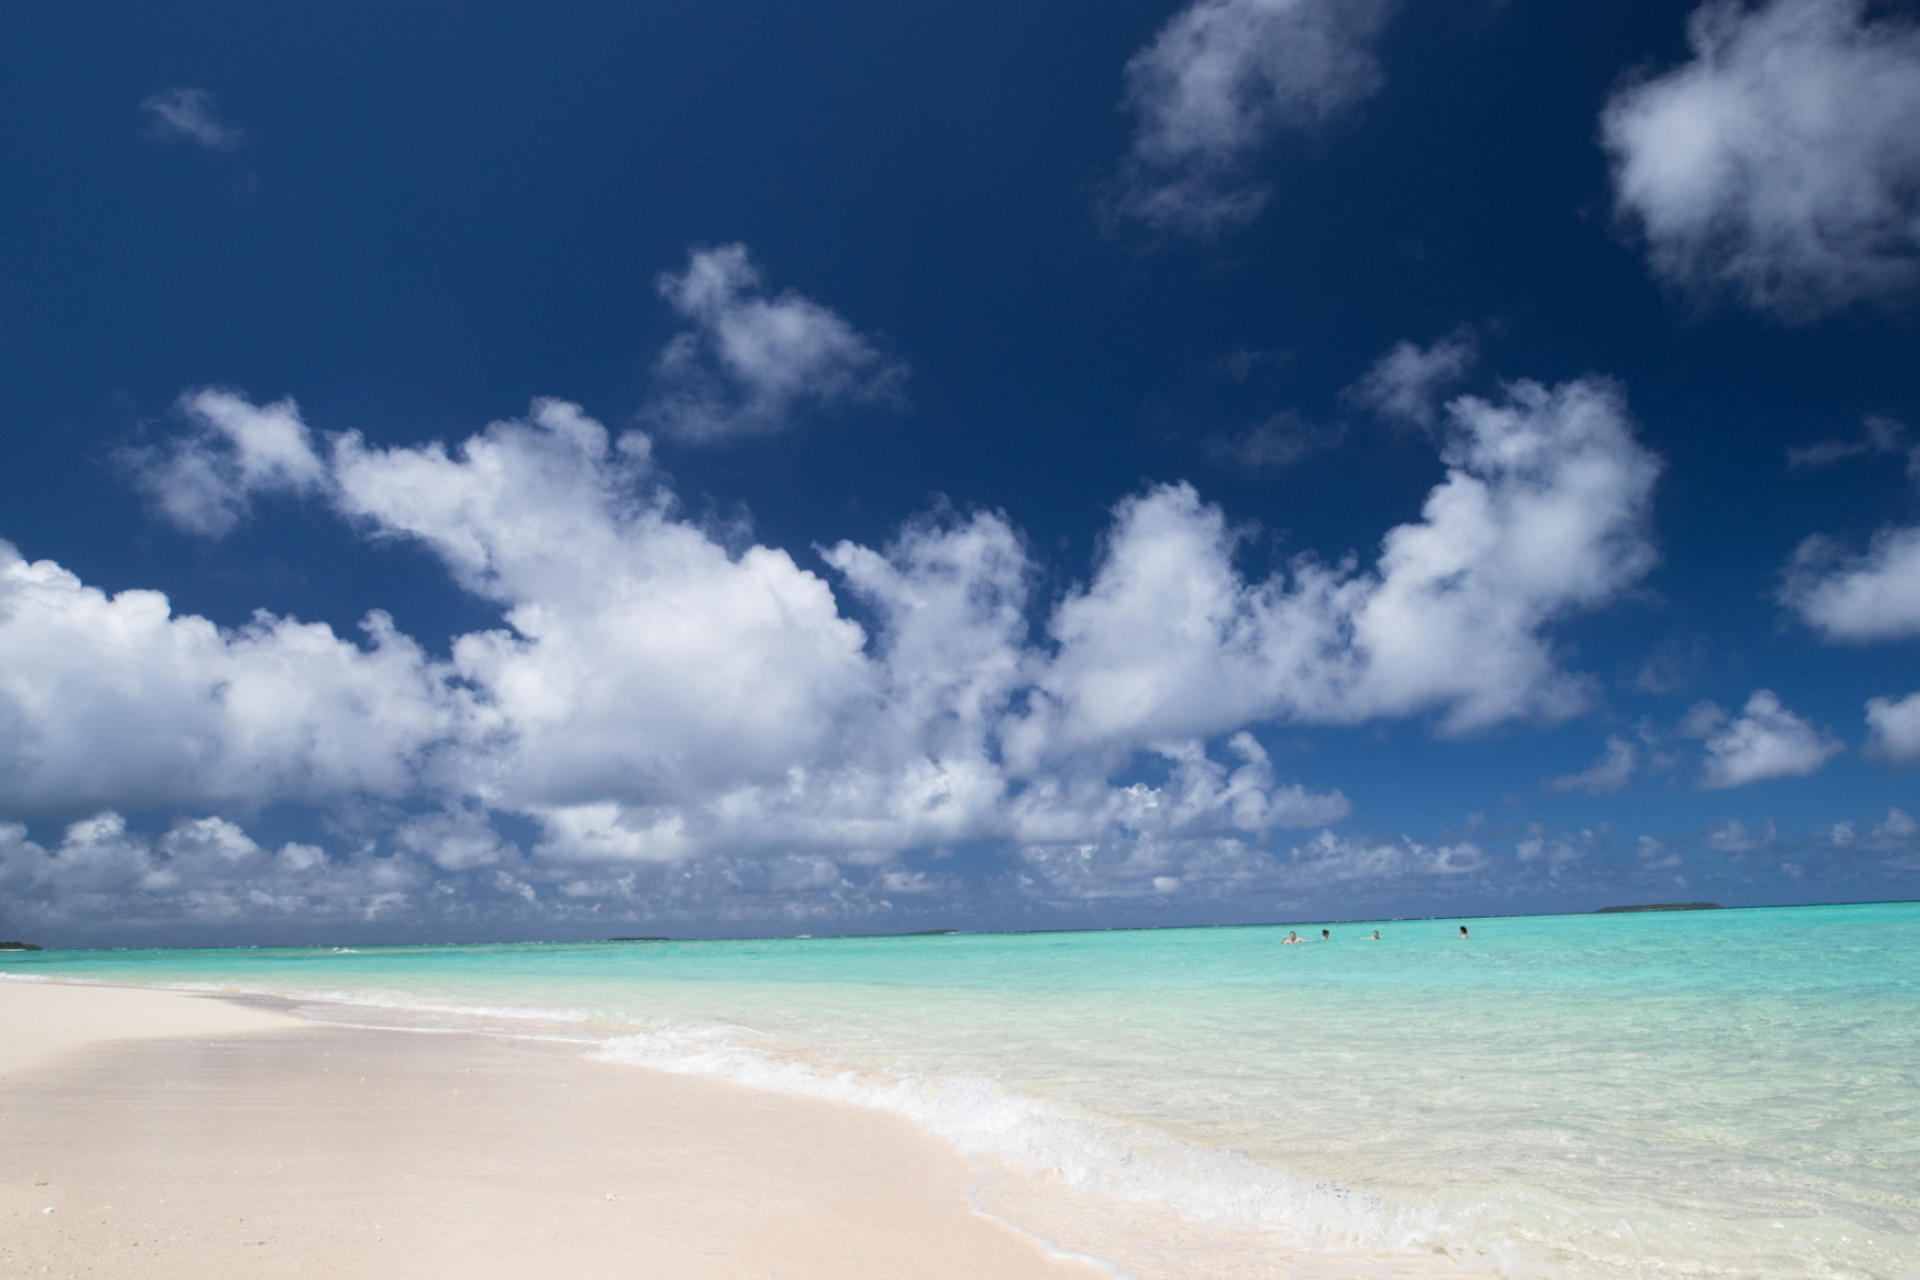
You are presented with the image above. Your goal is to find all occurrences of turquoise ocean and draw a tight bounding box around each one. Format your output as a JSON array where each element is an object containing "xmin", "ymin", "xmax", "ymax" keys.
[{"xmin": 5, "ymin": 902, "xmax": 1917, "ymax": 1279}]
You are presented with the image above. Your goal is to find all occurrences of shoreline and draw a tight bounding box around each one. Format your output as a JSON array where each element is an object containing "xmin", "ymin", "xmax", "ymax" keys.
[{"xmin": 1, "ymin": 980, "xmax": 1103, "ymax": 1279}]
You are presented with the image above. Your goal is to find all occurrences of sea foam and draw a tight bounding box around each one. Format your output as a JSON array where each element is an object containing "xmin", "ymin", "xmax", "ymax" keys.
[{"xmin": 591, "ymin": 1021, "xmax": 1448, "ymax": 1261}]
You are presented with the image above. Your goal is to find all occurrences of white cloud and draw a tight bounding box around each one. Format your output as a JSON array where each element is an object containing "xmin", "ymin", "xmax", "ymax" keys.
[
  {"xmin": 1013, "ymin": 826, "xmax": 1483, "ymax": 908},
  {"xmin": 1344, "ymin": 330, "xmax": 1479, "ymax": 430},
  {"xmin": 644, "ymin": 245, "xmax": 907, "ymax": 442},
  {"xmin": 0, "ymin": 813, "xmax": 431, "ymax": 930},
  {"xmin": 1, "ymin": 372, "xmax": 1665, "ymax": 927},
  {"xmin": 328, "ymin": 397, "xmax": 878, "ymax": 811},
  {"xmin": 1813, "ymin": 809, "xmax": 1918, "ymax": 857},
  {"xmin": 1283, "ymin": 830, "xmax": 1489, "ymax": 885},
  {"xmin": 393, "ymin": 805, "xmax": 512, "ymax": 872},
  {"xmin": 0, "ymin": 543, "xmax": 453, "ymax": 815},
  {"xmin": 1600, "ymin": 0, "xmax": 1920, "ymax": 319},
  {"xmin": 1636, "ymin": 835, "xmax": 1681, "ymax": 869},
  {"xmin": 141, "ymin": 87, "xmax": 243, "ymax": 150},
  {"xmin": 1865, "ymin": 692, "xmax": 1920, "ymax": 763},
  {"xmin": 1778, "ymin": 414, "xmax": 1920, "ymax": 643},
  {"xmin": 1706, "ymin": 817, "xmax": 1775, "ymax": 852},
  {"xmin": 1111, "ymin": 0, "xmax": 1397, "ymax": 235},
  {"xmin": 1516, "ymin": 835, "xmax": 1585, "ymax": 869},
  {"xmin": 29, "ymin": 396, "xmax": 1359, "ymax": 872},
  {"xmin": 0, "ymin": 810, "xmax": 943, "ymax": 939},
  {"xmin": 125, "ymin": 390, "xmax": 329, "ymax": 536},
  {"xmin": 1547, "ymin": 735, "xmax": 1637, "ymax": 793},
  {"xmin": 1699, "ymin": 689, "xmax": 1842, "ymax": 788},
  {"xmin": 1007, "ymin": 734, "xmax": 1351, "ymax": 848},
  {"xmin": 1781, "ymin": 525, "xmax": 1920, "ymax": 642},
  {"xmin": 1011, "ymin": 376, "xmax": 1661, "ymax": 759},
  {"xmin": 823, "ymin": 508, "xmax": 1034, "ymax": 764}
]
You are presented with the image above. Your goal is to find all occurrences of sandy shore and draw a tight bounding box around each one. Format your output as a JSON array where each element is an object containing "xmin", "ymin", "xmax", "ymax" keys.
[{"xmin": 0, "ymin": 980, "xmax": 1101, "ymax": 1279}]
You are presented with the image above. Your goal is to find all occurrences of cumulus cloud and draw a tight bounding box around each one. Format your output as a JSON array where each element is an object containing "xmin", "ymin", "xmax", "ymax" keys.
[
  {"xmin": 1877, "ymin": 806, "xmax": 1919, "ymax": 842},
  {"xmin": 1833, "ymin": 806, "xmax": 1920, "ymax": 858},
  {"xmin": 1781, "ymin": 525, "xmax": 1920, "ymax": 642},
  {"xmin": 1516, "ymin": 834, "xmax": 1586, "ymax": 869},
  {"xmin": 1699, "ymin": 689, "xmax": 1842, "ymax": 788},
  {"xmin": 1779, "ymin": 414, "xmax": 1920, "ymax": 642},
  {"xmin": 644, "ymin": 245, "xmax": 907, "ymax": 442},
  {"xmin": 328, "ymin": 397, "xmax": 876, "ymax": 810},
  {"xmin": 1344, "ymin": 329, "xmax": 1479, "ymax": 430},
  {"xmin": 0, "ymin": 810, "xmax": 952, "ymax": 941},
  {"xmin": 1012, "ymin": 826, "xmax": 1483, "ymax": 908},
  {"xmin": 1011, "ymin": 376, "xmax": 1661, "ymax": 758},
  {"xmin": 1706, "ymin": 816, "xmax": 1775, "ymax": 852},
  {"xmin": 0, "ymin": 812, "xmax": 428, "ymax": 931},
  {"xmin": 1282, "ymin": 829, "xmax": 1489, "ymax": 885},
  {"xmin": 1007, "ymin": 734, "xmax": 1351, "ymax": 849},
  {"xmin": 1865, "ymin": 692, "xmax": 1920, "ymax": 763},
  {"xmin": 124, "ymin": 390, "xmax": 329, "ymax": 536},
  {"xmin": 1636, "ymin": 834, "xmax": 1682, "ymax": 869},
  {"xmin": 1600, "ymin": 0, "xmax": 1920, "ymax": 319},
  {"xmin": 141, "ymin": 87, "xmax": 243, "ymax": 150},
  {"xmin": 0, "ymin": 544, "xmax": 452, "ymax": 816},
  {"xmin": 1110, "ymin": 0, "xmax": 1398, "ymax": 235},
  {"xmin": 1546, "ymin": 735, "xmax": 1637, "ymax": 793},
  {"xmin": 2, "ymin": 372, "xmax": 1663, "ymax": 927}
]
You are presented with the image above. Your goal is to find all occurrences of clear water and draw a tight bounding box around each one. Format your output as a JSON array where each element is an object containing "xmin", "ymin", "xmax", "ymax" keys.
[{"xmin": 6, "ymin": 903, "xmax": 1918, "ymax": 1279}]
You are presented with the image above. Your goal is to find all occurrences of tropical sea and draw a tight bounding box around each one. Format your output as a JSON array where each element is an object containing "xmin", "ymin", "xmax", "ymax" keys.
[{"xmin": 5, "ymin": 902, "xmax": 1917, "ymax": 1279}]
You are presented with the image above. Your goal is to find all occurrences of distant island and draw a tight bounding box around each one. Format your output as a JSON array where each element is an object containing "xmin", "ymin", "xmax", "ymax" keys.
[
  {"xmin": 0, "ymin": 940, "xmax": 44, "ymax": 950},
  {"xmin": 1596, "ymin": 903, "xmax": 1721, "ymax": 913},
  {"xmin": 607, "ymin": 936, "xmax": 671, "ymax": 943}
]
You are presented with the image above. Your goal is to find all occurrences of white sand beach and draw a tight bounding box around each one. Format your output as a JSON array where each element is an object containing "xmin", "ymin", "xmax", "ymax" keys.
[{"xmin": 0, "ymin": 981, "xmax": 1101, "ymax": 1279}]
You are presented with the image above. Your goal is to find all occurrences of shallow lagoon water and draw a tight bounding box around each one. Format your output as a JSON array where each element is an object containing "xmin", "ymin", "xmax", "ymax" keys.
[{"xmin": 8, "ymin": 903, "xmax": 1918, "ymax": 1278}]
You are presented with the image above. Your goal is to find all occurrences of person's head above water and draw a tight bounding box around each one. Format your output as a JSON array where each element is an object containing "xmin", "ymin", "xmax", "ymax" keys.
[
  {"xmin": 1460, "ymin": 925, "xmax": 1469, "ymax": 938},
  {"xmin": 1321, "ymin": 929, "xmax": 1330, "ymax": 940},
  {"xmin": 1369, "ymin": 930, "xmax": 1380, "ymax": 939}
]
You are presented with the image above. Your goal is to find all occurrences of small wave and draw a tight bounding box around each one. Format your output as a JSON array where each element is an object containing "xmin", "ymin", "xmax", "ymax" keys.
[{"xmin": 591, "ymin": 1024, "xmax": 1441, "ymax": 1257}]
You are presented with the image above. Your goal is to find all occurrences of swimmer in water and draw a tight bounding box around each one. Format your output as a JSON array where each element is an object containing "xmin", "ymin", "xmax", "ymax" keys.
[
  {"xmin": 1459, "ymin": 925, "xmax": 1469, "ymax": 939},
  {"xmin": 1321, "ymin": 929, "xmax": 1330, "ymax": 941},
  {"xmin": 1363, "ymin": 930, "xmax": 1380, "ymax": 940},
  {"xmin": 1284, "ymin": 931, "xmax": 1300, "ymax": 944}
]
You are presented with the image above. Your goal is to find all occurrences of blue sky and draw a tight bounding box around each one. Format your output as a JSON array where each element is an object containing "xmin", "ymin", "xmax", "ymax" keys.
[{"xmin": 2, "ymin": 0, "xmax": 1917, "ymax": 944}]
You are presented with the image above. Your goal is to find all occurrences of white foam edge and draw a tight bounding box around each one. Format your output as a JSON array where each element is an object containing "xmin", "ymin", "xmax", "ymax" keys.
[{"xmin": 588, "ymin": 1022, "xmax": 1445, "ymax": 1257}]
